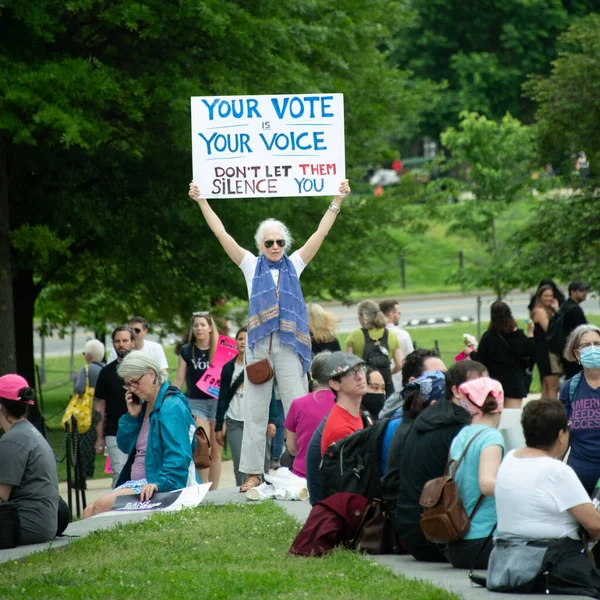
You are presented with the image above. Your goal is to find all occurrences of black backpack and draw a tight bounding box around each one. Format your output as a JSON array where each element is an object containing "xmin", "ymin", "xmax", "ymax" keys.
[
  {"xmin": 362, "ymin": 329, "xmax": 392, "ymax": 386},
  {"xmin": 545, "ymin": 304, "xmax": 576, "ymax": 354},
  {"xmin": 320, "ymin": 417, "xmax": 390, "ymax": 501}
]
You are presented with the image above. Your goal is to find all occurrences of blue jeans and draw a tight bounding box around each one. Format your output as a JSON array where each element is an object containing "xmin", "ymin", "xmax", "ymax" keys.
[{"xmin": 270, "ymin": 399, "xmax": 285, "ymax": 459}]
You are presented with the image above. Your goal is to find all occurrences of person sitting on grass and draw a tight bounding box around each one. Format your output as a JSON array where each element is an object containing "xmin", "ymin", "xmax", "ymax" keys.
[
  {"xmin": 83, "ymin": 353, "xmax": 197, "ymax": 518},
  {"xmin": 0, "ymin": 374, "xmax": 62, "ymax": 545}
]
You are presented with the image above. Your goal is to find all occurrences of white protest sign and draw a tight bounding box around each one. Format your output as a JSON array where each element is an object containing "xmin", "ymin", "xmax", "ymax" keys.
[{"xmin": 191, "ymin": 93, "xmax": 345, "ymax": 198}]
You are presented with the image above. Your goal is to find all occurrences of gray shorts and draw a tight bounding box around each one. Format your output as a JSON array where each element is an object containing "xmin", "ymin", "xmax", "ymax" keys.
[{"xmin": 189, "ymin": 398, "xmax": 218, "ymax": 421}]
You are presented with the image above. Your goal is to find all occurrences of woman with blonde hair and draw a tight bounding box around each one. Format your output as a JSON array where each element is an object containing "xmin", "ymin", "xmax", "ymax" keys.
[
  {"xmin": 345, "ymin": 299, "xmax": 403, "ymax": 397},
  {"xmin": 531, "ymin": 284, "xmax": 562, "ymax": 399},
  {"xmin": 174, "ymin": 311, "xmax": 222, "ymax": 489},
  {"xmin": 307, "ymin": 303, "xmax": 341, "ymax": 355}
]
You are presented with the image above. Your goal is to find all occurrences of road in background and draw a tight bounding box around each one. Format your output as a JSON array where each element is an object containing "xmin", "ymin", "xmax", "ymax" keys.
[{"xmin": 35, "ymin": 291, "xmax": 599, "ymax": 358}]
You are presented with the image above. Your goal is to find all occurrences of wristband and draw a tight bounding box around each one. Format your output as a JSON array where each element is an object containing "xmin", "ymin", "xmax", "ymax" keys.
[{"xmin": 328, "ymin": 202, "xmax": 341, "ymax": 214}]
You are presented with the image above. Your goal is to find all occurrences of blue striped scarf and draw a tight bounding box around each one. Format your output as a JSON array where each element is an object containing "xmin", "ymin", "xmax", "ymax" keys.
[{"xmin": 247, "ymin": 254, "xmax": 311, "ymax": 374}]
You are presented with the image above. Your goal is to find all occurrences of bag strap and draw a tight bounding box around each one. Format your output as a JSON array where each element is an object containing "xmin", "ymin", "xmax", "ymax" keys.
[
  {"xmin": 468, "ymin": 493, "xmax": 485, "ymax": 520},
  {"xmin": 468, "ymin": 521, "xmax": 497, "ymax": 585},
  {"xmin": 85, "ymin": 363, "xmax": 90, "ymax": 389},
  {"xmin": 266, "ymin": 275, "xmax": 281, "ymax": 357},
  {"xmin": 447, "ymin": 429, "xmax": 485, "ymax": 477},
  {"xmin": 229, "ymin": 368, "xmax": 245, "ymax": 398}
]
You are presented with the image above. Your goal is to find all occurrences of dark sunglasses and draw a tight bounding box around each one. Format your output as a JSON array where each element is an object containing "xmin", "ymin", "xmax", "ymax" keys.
[
  {"xmin": 264, "ymin": 239, "xmax": 285, "ymax": 249},
  {"xmin": 132, "ymin": 327, "xmax": 143, "ymax": 334}
]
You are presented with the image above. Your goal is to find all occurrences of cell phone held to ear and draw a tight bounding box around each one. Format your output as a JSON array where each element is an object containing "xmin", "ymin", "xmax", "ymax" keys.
[{"xmin": 130, "ymin": 393, "xmax": 141, "ymax": 404}]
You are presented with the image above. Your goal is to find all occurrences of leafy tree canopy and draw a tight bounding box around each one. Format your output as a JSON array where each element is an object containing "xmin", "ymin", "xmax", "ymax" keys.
[
  {"xmin": 0, "ymin": 0, "xmax": 435, "ymax": 378},
  {"xmin": 389, "ymin": 0, "xmax": 593, "ymax": 145},
  {"xmin": 427, "ymin": 111, "xmax": 537, "ymax": 299}
]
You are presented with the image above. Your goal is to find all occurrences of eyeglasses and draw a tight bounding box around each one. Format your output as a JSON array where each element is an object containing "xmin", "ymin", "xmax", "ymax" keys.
[
  {"xmin": 578, "ymin": 341, "xmax": 600, "ymax": 350},
  {"xmin": 122, "ymin": 371, "xmax": 149, "ymax": 391},
  {"xmin": 132, "ymin": 327, "xmax": 143, "ymax": 334},
  {"xmin": 342, "ymin": 365, "xmax": 367, "ymax": 379},
  {"xmin": 264, "ymin": 239, "xmax": 285, "ymax": 249}
]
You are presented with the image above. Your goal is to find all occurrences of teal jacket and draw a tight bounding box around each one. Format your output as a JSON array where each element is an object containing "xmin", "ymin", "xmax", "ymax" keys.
[{"xmin": 116, "ymin": 383, "xmax": 196, "ymax": 491}]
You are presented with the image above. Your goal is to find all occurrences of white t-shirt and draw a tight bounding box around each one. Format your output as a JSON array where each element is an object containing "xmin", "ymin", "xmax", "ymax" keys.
[
  {"xmin": 387, "ymin": 324, "xmax": 414, "ymax": 391},
  {"xmin": 108, "ymin": 339, "xmax": 169, "ymax": 371},
  {"xmin": 239, "ymin": 251, "xmax": 306, "ymax": 299},
  {"xmin": 496, "ymin": 450, "xmax": 591, "ymax": 540},
  {"xmin": 225, "ymin": 363, "xmax": 245, "ymax": 422}
]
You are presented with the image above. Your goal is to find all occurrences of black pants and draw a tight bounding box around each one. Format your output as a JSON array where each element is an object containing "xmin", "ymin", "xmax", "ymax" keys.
[
  {"xmin": 445, "ymin": 536, "xmax": 493, "ymax": 569},
  {"xmin": 400, "ymin": 526, "xmax": 449, "ymax": 562}
]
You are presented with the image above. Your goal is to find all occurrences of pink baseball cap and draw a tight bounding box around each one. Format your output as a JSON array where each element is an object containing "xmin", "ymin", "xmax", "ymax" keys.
[{"xmin": 0, "ymin": 374, "xmax": 35, "ymax": 405}]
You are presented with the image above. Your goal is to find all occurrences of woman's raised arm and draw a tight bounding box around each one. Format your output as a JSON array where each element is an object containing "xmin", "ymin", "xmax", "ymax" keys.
[
  {"xmin": 189, "ymin": 182, "xmax": 247, "ymax": 266},
  {"xmin": 298, "ymin": 179, "xmax": 350, "ymax": 265}
]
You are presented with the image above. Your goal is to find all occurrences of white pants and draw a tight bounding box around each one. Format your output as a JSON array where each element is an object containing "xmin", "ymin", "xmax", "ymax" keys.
[
  {"xmin": 105, "ymin": 435, "xmax": 128, "ymax": 488},
  {"xmin": 239, "ymin": 332, "xmax": 308, "ymax": 475}
]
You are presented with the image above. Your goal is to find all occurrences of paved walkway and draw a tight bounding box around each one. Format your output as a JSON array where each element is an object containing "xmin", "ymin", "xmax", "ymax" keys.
[{"xmin": 1, "ymin": 457, "xmax": 590, "ymax": 599}]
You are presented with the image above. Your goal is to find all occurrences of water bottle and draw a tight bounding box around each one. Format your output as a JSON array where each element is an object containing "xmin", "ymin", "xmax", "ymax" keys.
[{"xmin": 591, "ymin": 478, "xmax": 600, "ymax": 511}]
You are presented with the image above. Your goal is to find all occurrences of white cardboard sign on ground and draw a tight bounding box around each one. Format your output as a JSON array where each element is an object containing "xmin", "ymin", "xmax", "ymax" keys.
[
  {"xmin": 191, "ymin": 93, "xmax": 345, "ymax": 198},
  {"xmin": 94, "ymin": 483, "xmax": 211, "ymax": 517}
]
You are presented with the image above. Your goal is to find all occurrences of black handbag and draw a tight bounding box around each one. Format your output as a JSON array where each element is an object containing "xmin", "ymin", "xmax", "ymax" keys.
[{"xmin": 0, "ymin": 501, "xmax": 21, "ymax": 549}]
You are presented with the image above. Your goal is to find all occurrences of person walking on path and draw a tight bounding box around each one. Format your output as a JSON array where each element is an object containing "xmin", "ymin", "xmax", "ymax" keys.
[
  {"xmin": 108, "ymin": 316, "xmax": 168, "ymax": 376},
  {"xmin": 214, "ymin": 327, "xmax": 277, "ymax": 486},
  {"xmin": 174, "ymin": 312, "xmax": 223, "ymax": 489},
  {"xmin": 562, "ymin": 282, "xmax": 589, "ymax": 379},
  {"xmin": 188, "ymin": 179, "xmax": 351, "ymax": 492},
  {"xmin": 531, "ymin": 285, "xmax": 563, "ymax": 399},
  {"xmin": 94, "ymin": 326, "xmax": 136, "ymax": 487},
  {"xmin": 467, "ymin": 301, "xmax": 535, "ymax": 408},
  {"xmin": 74, "ymin": 339, "xmax": 106, "ymax": 480},
  {"xmin": 345, "ymin": 300, "xmax": 403, "ymax": 398},
  {"xmin": 379, "ymin": 299, "xmax": 414, "ymax": 392}
]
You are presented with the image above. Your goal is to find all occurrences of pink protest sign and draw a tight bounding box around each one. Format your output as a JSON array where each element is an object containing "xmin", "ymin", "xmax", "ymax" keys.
[{"xmin": 196, "ymin": 335, "xmax": 238, "ymax": 398}]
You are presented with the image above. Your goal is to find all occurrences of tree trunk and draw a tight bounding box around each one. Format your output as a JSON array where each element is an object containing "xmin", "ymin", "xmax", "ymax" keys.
[
  {"xmin": 0, "ymin": 134, "xmax": 17, "ymax": 374},
  {"xmin": 40, "ymin": 333, "xmax": 46, "ymax": 384},
  {"xmin": 13, "ymin": 267, "xmax": 43, "ymax": 428},
  {"xmin": 490, "ymin": 216, "xmax": 502, "ymax": 300},
  {"xmin": 69, "ymin": 326, "xmax": 76, "ymax": 378}
]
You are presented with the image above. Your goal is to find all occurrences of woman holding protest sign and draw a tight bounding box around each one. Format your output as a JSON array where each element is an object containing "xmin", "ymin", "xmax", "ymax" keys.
[
  {"xmin": 188, "ymin": 179, "xmax": 350, "ymax": 491},
  {"xmin": 174, "ymin": 311, "xmax": 223, "ymax": 489}
]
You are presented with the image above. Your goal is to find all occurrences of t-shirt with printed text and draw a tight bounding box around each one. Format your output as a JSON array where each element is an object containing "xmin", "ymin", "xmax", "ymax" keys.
[
  {"xmin": 180, "ymin": 343, "xmax": 213, "ymax": 400},
  {"xmin": 560, "ymin": 373, "xmax": 600, "ymax": 492}
]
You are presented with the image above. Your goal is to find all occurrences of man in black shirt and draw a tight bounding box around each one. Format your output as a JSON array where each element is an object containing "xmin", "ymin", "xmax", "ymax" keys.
[
  {"xmin": 563, "ymin": 281, "xmax": 588, "ymax": 379},
  {"xmin": 94, "ymin": 326, "xmax": 136, "ymax": 487}
]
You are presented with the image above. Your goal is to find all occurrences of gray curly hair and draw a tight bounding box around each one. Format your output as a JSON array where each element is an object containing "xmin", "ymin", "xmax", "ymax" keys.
[
  {"xmin": 563, "ymin": 324, "xmax": 600, "ymax": 363},
  {"xmin": 254, "ymin": 218, "xmax": 293, "ymax": 253}
]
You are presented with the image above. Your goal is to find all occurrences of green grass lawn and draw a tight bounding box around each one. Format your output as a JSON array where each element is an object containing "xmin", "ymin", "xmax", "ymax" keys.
[
  {"xmin": 40, "ymin": 312, "xmax": 600, "ymax": 479},
  {"xmin": 0, "ymin": 502, "xmax": 458, "ymax": 600},
  {"xmin": 350, "ymin": 197, "xmax": 536, "ymax": 298}
]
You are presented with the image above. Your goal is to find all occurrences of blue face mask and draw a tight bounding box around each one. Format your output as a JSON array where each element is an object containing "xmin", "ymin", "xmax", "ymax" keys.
[{"xmin": 580, "ymin": 345, "xmax": 600, "ymax": 369}]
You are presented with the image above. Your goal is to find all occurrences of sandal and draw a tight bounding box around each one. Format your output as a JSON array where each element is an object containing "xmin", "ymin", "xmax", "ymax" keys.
[{"xmin": 239, "ymin": 474, "xmax": 262, "ymax": 493}]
